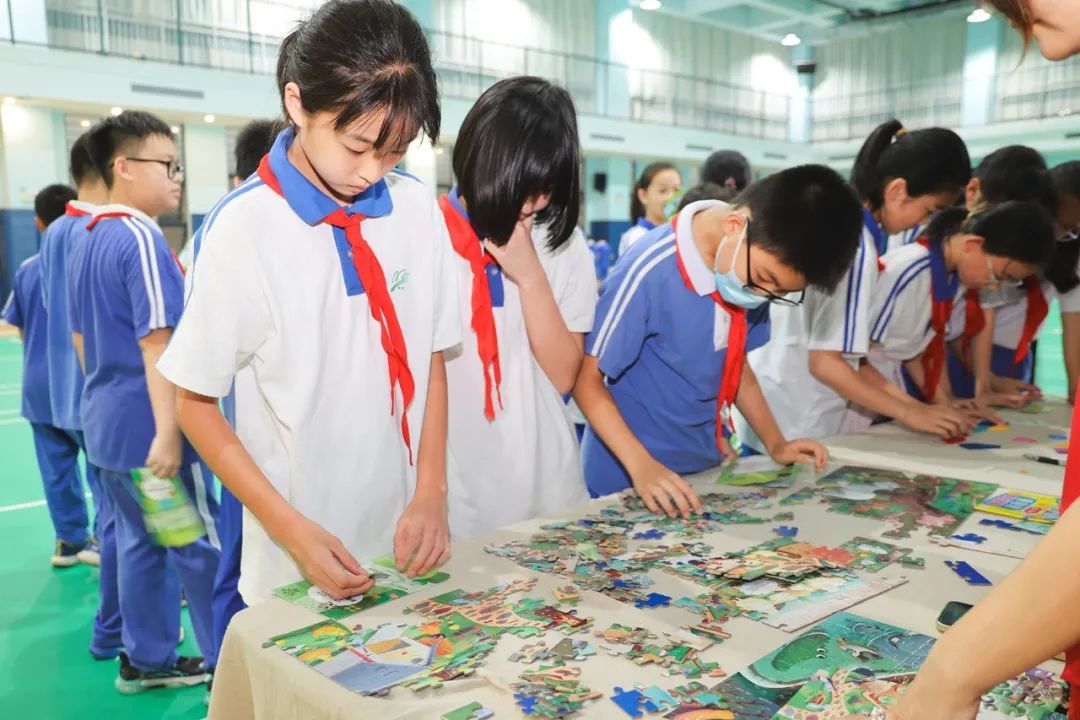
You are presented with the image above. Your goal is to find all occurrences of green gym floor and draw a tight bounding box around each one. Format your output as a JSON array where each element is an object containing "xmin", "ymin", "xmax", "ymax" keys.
[
  {"xmin": 0, "ymin": 336, "xmax": 207, "ymax": 720},
  {"xmin": 0, "ymin": 306, "xmax": 1071, "ymax": 719}
]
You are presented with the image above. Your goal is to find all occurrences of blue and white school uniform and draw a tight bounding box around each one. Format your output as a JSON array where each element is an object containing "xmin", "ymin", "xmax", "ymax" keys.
[
  {"xmin": 885, "ymin": 224, "xmax": 922, "ymax": 253},
  {"xmin": 2, "ymin": 254, "xmax": 101, "ymax": 548},
  {"xmin": 868, "ymin": 241, "xmax": 959, "ymax": 398},
  {"xmin": 38, "ymin": 200, "xmax": 121, "ymax": 656},
  {"xmin": 442, "ymin": 188, "xmax": 595, "ymax": 539},
  {"xmin": 619, "ymin": 217, "xmax": 655, "ymax": 254},
  {"xmin": 581, "ymin": 200, "xmax": 769, "ymax": 496},
  {"xmin": 67, "ymin": 204, "xmax": 221, "ymax": 672},
  {"xmin": 735, "ymin": 209, "xmax": 880, "ymax": 449},
  {"xmin": 158, "ymin": 128, "xmax": 462, "ymax": 605}
]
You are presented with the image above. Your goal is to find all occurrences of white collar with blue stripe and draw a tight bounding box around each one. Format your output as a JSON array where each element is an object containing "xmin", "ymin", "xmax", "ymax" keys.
[{"xmin": 675, "ymin": 200, "xmax": 729, "ymax": 297}]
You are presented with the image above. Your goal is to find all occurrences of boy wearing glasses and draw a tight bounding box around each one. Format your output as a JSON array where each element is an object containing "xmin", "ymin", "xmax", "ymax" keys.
[
  {"xmin": 574, "ymin": 165, "xmax": 863, "ymax": 516},
  {"xmin": 68, "ymin": 111, "xmax": 221, "ymax": 693}
]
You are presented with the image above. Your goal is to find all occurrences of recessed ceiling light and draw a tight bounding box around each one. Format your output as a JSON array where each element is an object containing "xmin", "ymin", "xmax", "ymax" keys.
[
  {"xmin": 110, "ymin": 106, "xmax": 123, "ymax": 116},
  {"xmin": 204, "ymin": 114, "xmax": 215, "ymax": 123},
  {"xmin": 170, "ymin": 125, "xmax": 181, "ymax": 134},
  {"xmin": 967, "ymin": 7, "xmax": 991, "ymax": 22},
  {"xmin": 781, "ymin": 33, "xmax": 801, "ymax": 46},
  {"xmin": 2, "ymin": 97, "xmax": 16, "ymax": 106},
  {"xmin": 639, "ymin": 0, "xmax": 661, "ymax": 10},
  {"xmin": 79, "ymin": 119, "xmax": 91, "ymax": 128}
]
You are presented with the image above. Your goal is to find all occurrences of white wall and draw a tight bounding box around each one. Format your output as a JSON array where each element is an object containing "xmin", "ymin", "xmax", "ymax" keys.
[
  {"xmin": 0, "ymin": 104, "xmax": 64, "ymax": 209},
  {"xmin": 181, "ymin": 122, "xmax": 229, "ymax": 219}
]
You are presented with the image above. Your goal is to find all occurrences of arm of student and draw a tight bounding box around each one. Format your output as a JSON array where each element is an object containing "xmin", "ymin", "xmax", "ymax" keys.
[
  {"xmin": 484, "ymin": 222, "xmax": 584, "ymax": 394},
  {"xmin": 1064, "ymin": 311, "xmax": 1080, "ymax": 405},
  {"xmin": 394, "ymin": 352, "xmax": 451, "ymax": 577},
  {"xmin": 735, "ymin": 363, "xmax": 827, "ymax": 471},
  {"xmin": 971, "ymin": 307, "xmax": 1031, "ymax": 408},
  {"xmin": 811, "ymin": 350, "xmax": 967, "ymax": 438},
  {"xmin": 71, "ymin": 332, "xmax": 85, "ymax": 372},
  {"xmin": 573, "ymin": 355, "xmax": 701, "ymax": 518},
  {"xmin": 138, "ymin": 328, "xmax": 183, "ymax": 478},
  {"xmin": 176, "ymin": 389, "xmax": 373, "ymax": 599},
  {"xmin": 889, "ymin": 500, "xmax": 1080, "ymax": 719}
]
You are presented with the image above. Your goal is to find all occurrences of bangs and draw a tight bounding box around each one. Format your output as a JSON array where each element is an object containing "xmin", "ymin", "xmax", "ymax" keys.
[
  {"xmin": 454, "ymin": 78, "xmax": 581, "ymax": 249},
  {"xmin": 332, "ymin": 64, "xmax": 438, "ymax": 149}
]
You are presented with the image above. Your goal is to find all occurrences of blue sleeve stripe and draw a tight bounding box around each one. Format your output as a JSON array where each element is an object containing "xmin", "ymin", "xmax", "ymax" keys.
[
  {"xmin": 842, "ymin": 236, "xmax": 867, "ymax": 353},
  {"xmin": 870, "ymin": 257, "xmax": 931, "ymax": 343}
]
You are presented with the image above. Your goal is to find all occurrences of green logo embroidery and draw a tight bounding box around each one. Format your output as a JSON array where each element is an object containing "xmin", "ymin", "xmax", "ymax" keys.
[{"xmin": 389, "ymin": 268, "xmax": 409, "ymax": 292}]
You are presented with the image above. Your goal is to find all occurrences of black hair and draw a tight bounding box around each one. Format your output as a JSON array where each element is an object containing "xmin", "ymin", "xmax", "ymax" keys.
[
  {"xmin": 234, "ymin": 119, "xmax": 278, "ymax": 180},
  {"xmin": 277, "ymin": 0, "xmax": 439, "ymax": 150},
  {"xmin": 453, "ymin": 76, "xmax": 580, "ymax": 249},
  {"xmin": 701, "ymin": 150, "xmax": 752, "ymax": 192},
  {"xmin": 735, "ymin": 164, "xmax": 863, "ymax": 291},
  {"xmin": 630, "ymin": 162, "xmax": 679, "ymax": 225},
  {"xmin": 851, "ymin": 119, "xmax": 971, "ymax": 211},
  {"xmin": 677, "ymin": 182, "xmax": 737, "ymax": 211},
  {"xmin": 925, "ymin": 201, "xmax": 1057, "ymax": 271},
  {"xmin": 975, "ymin": 145, "xmax": 1056, "ymax": 212},
  {"xmin": 34, "ymin": 184, "xmax": 77, "ymax": 228},
  {"xmin": 85, "ymin": 111, "xmax": 174, "ymax": 188},
  {"xmin": 1047, "ymin": 161, "xmax": 1080, "ymax": 294},
  {"xmin": 69, "ymin": 132, "xmax": 101, "ymax": 187}
]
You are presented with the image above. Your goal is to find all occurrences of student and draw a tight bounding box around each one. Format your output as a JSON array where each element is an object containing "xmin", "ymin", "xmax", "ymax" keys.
[
  {"xmin": 620, "ymin": 162, "xmax": 681, "ymax": 252},
  {"xmin": 159, "ymin": 0, "xmax": 459, "ymax": 611},
  {"xmin": 1051, "ymin": 161, "xmax": 1080, "ymax": 404},
  {"xmin": 3, "ymin": 184, "xmax": 103, "ymax": 567},
  {"xmin": 202, "ymin": 118, "xmax": 277, "ymax": 672},
  {"xmin": 736, "ymin": 120, "xmax": 977, "ymax": 450},
  {"xmin": 888, "ymin": 9, "xmax": 1080, "ymax": 718},
  {"xmin": 700, "ymin": 150, "xmax": 752, "ymax": 193},
  {"xmin": 36, "ymin": 137, "xmax": 125, "ymax": 661},
  {"xmin": 575, "ymin": 165, "xmax": 859, "ymax": 513},
  {"xmin": 945, "ymin": 145, "xmax": 1060, "ymax": 403},
  {"xmin": 868, "ymin": 202, "xmax": 1057, "ymax": 407},
  {"xmin": 677, "ymin": 183, "xmax": 738, "ymax": 211},
  {"xmin": 440, "ymin": 77, "xmax": 595, "ymax": 538},
  {"xmin": 68, "ymin": 110, "xmax": 220, "ymax": 692}
]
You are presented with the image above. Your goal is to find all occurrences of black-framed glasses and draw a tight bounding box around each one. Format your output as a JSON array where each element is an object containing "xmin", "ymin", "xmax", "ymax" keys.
[
  {"xmin": 741, "ymin": 219, "xmax": 805, "ymax": 306},
  {"xmin": 117, "ymin": 157, "xmax": 184, "ymax": 179},
  {"xmin": 1063, "ymin": 226, "xmax": 1080, "ymax": 243}
]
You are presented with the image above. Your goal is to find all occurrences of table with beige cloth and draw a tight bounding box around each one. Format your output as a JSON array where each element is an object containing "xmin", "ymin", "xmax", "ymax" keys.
[{"xmin": 208, "ymin": 400, "xmax": 1072, "ymax": 720}]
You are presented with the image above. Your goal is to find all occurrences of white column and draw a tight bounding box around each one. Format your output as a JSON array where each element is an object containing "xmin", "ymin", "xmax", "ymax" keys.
[
  {"xmin": 0, "ymin": 103, "xmax": 64, "ymax": 208},
  {"xmin": 181, "ymin": 122, "xmax": 229, "ymax": 230}
]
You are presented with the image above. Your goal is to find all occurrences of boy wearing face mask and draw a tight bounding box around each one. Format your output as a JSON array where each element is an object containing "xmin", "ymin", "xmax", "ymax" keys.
[{"xmin": 574, "ymin": 165, "xmax": 863, "ymax": 516}]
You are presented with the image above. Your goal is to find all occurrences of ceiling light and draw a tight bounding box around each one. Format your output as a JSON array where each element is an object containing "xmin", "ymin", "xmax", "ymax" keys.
[
  {"xmin": 170, "ymin": 125, "xmax": 181, "ymax": 134},
  {"xmin": 434, "ymin": 146, "xmax": 444, "ymax": 155},
  {"xmin": 967, "ymin": 7, "xmax": 991, "ymax": 22},
  {"xmin": 639, "ymin": 0, "xmax": 661, "ymax": 10},
  {"xmin": 79, "ymin": 119, "xmax": 91, "ymax": 128},
  {"xmin": 781, "ymin": 33, "xmax": 801, "ymax": 47},
  {"xmin": 204, "ymin": 114, "xmax": 215, "ymax": 123},
  {"xmin": 110, "ymin": 106, "xmax": 123, "ymax": 116},
  {"xmin": 2, "ymin": 96, "xmax": 17, "ymax": 106}
]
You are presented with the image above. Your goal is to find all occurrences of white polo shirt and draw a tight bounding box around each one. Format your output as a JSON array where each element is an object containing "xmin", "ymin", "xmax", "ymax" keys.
[
  {"xmin": 735, "ymin": 219, "xmax": 878, "ymax": 451},
  {"xmin": 867, "ymin": 242, "xmax": 960, "ymax": 388},
  {"xmin": 441, "ymin": 190, "xmax": 595, "ymax": 539},
  {"xmin": 158, "ymin": 129, "xmax": 461, "ymax": 604}
]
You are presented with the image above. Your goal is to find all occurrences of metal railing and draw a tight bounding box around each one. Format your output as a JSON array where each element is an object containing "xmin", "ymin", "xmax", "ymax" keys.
[
  {"xmin": 3, "ymin": 0, "xmax": 1078, "ymax": 140},
  {"xmin": 2, "ymin": 0, "xmax": 793, "ymax": 140}
]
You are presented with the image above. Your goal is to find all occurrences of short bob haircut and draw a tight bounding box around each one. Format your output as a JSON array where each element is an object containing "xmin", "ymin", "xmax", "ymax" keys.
[
  {"xmin": 277, "ymin": 0, "xmax": 440, "ymax": 152},
  {"xmin": 452, "ymin": 76, "xmax": 581, "ymax": 249}
]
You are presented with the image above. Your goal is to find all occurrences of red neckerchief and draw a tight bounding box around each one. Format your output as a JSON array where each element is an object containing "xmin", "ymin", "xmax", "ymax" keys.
[
  {"xmin": 257, "ymin": 155, "xmax": 415, "ymax": 463},
  {"xmin": 85, "ymin": 209, "xmax": 186, "ymax": 275},
  {"xmin": 916, "ymin": 237, "xmax": 955, "ymax": 401},
  {"xmin": 670, "ymin": 213, "xmax": 746, "ymax": 452},
  {"xmin": 65, "ymin": 202, "xmax": 90, "ymax": 218},
  {"xmin": 1011, "ymin": 277, "xmax": 1049, "ymax": 368},
  {"xmin": 438, "ymin": 195, "xmax": 502, "ymax": 421},
  {"xmin": 957, "ymin": 289, "xmax": 988, "ymax": 371},
  {"xmin": 1062, "ymin": 402, "xmax": 1080, "ymax": 692}
]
